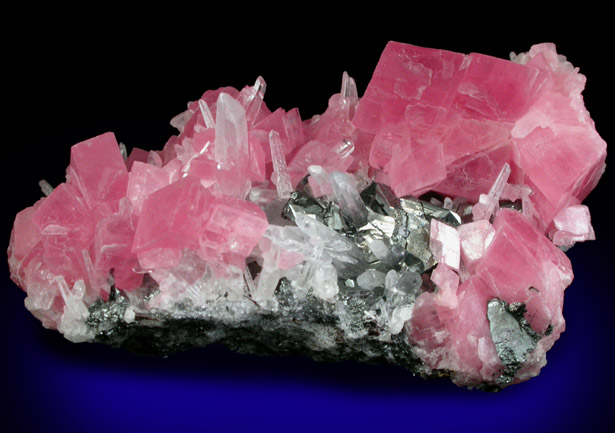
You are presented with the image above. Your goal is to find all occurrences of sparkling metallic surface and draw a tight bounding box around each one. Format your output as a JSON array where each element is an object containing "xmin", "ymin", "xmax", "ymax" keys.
[
  {"xmin": 86, "ymin": 180, "xmax": 494, "ymax": 387},
  {"xmin": 87, "ymin": 287, "xmax": 129, "ymax": 331},
  {"xmin": 487, "ymin": 298, "xmax": 540, "ymax": 384}
]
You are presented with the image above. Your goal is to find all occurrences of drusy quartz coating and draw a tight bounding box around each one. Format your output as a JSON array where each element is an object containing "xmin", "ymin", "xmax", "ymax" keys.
[{"xmin": 8, "ymin": 42, "xmax": 606, "ymax": 390}]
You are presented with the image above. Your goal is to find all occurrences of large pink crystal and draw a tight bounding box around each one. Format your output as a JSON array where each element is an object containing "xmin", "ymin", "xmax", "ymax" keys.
[
  {"xmin": 7, "ymin": 41, "xmax": 606, "ymax": 389},
  {"xmin": 354, "ymin": 41, "xmax": 606, "ymax": 229}
]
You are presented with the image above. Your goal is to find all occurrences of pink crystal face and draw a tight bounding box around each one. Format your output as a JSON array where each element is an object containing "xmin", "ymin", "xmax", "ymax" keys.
[
  {"xmin": 7, "ymin": 41, "xmax": 606, "ymax": 388},
  {"xmin": 354, "ymin": 42, "xmax": 606, "ymax": 228}
]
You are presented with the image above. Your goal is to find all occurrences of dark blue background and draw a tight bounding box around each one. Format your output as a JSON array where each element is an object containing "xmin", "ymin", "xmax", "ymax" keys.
[{"xmin": 4, "ymin": 11, "xmax": 612, "ymax": 433}]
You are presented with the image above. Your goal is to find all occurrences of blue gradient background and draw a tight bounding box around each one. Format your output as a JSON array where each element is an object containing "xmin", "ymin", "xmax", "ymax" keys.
[{"xmin": 4, "ymin": 13, "xmax": 613, "ymax": 433}]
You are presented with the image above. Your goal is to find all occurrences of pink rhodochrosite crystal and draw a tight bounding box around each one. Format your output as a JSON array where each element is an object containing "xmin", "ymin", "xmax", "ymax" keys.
[
  {"xmin": 7, "ymin": 41, "xmax": 606, "ymax": 390},
  {"xmin": 354, "ymin": 41, "xmax": 606, "ymax": 226}
]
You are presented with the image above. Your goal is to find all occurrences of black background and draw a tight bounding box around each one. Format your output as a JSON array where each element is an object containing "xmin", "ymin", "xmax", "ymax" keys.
[{"xmin": 3, "ymin": 8, "xmax": 613, "ymax": 433}]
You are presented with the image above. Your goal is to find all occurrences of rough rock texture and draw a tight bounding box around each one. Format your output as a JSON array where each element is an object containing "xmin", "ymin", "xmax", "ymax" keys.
[{"xmin": 7, "ymin": 41, "xmax": 606, "ymax": 390}]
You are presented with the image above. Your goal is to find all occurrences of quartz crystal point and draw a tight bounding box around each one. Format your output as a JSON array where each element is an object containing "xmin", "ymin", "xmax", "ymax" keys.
[{"xmin": 8, "ymin": 41, "xmax": 606, "ymax": 390}]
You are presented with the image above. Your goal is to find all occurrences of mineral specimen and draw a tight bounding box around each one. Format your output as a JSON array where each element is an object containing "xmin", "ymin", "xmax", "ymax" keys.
[{"xmin": 8, "ymin": 41, "xmax": 606, "ymax": 390}]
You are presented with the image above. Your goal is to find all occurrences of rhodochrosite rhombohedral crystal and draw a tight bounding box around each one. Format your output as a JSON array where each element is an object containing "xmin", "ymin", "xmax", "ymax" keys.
[{"xmin": 8, "ymin": 41, "xmax": 606, "ymax": 390}]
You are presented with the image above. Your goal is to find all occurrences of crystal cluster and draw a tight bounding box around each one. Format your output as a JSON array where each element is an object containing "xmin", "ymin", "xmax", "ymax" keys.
[{"xmin": 8, "ymin": 42, "xmax": 606, "ymax": 389}]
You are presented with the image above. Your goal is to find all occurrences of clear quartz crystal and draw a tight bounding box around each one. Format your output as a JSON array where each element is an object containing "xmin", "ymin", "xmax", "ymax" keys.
[
  {"xmin": 198, "ymin": 99, "xmax": 215, "ymax": 129},
  {"xmin": 357, "ymin": 269, "xmax": 386, "ymax": 290},
  {"xmin": 330, "ymin": 171, "xmax": 368, "ymax": 227},
  {"xmin": 243, "ymin": 76, "xmax": 267, "ymax": 126},
  {"xmin": 214, "ymin": 93, "xmax": 249, "ymax": 169},
  {"xmin": 269, "ymin": 130, "xmax": 293, "ymax": 199},
  {"xmin": 472, "ymin": 163, "xmax": 511, "ymax": 221},
  {"xmin": 38, "ymin": 179, "xmax": 54, "ymax": 197},
  {"xmin": 307, "ymin": 165, "xmax": 335, "ymax": 198}
]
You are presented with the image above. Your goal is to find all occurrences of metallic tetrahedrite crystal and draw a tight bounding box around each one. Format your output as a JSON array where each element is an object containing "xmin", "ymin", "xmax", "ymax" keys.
[
  {"xmin": 487, "ymin": 299, "xmax": 541, "ymax": 384},
  {"xmin": 284, "ymin": 179, "xmax": 462, "ymax": 279}
]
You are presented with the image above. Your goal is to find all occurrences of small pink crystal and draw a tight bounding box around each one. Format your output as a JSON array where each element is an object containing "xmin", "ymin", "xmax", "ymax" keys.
[
  {"xmin": 30, "ymin": 183, "xmax": 95, "ymax": 287},
  {"xmin": 132, "ymin": 176, "xmax": 211, "ymax": 267},
  {"xmin": 93, "ymin": 215, "xmax": 141, "ymax": 292},
  {"xmin": 457, "ymin": 220, "xmax": 495, "ymax": 273},
  {"xmin": 126, "ymin": 161, "xmax": 172, "ymax": 216},
  {"xmin": 430, "ymin": 263, "xmax": 460, "ymax": 308},
  {"xmin": 8, "ymin": 201, "xmax": 44, "ymax": 287},
  {"xmin": 551, "ymin": 204, "xmax": 596, "ymax": 247},
  {"xmin": 199, "ymin": 194, "xmax": 268, "ymax": 267},
  {"xmin": 429, "ymin": 219, "xmax": 460, "ymax": 271},
  {"xmin": 67, "ymin": 132, "xmax": 129, "ymax": 217}
]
